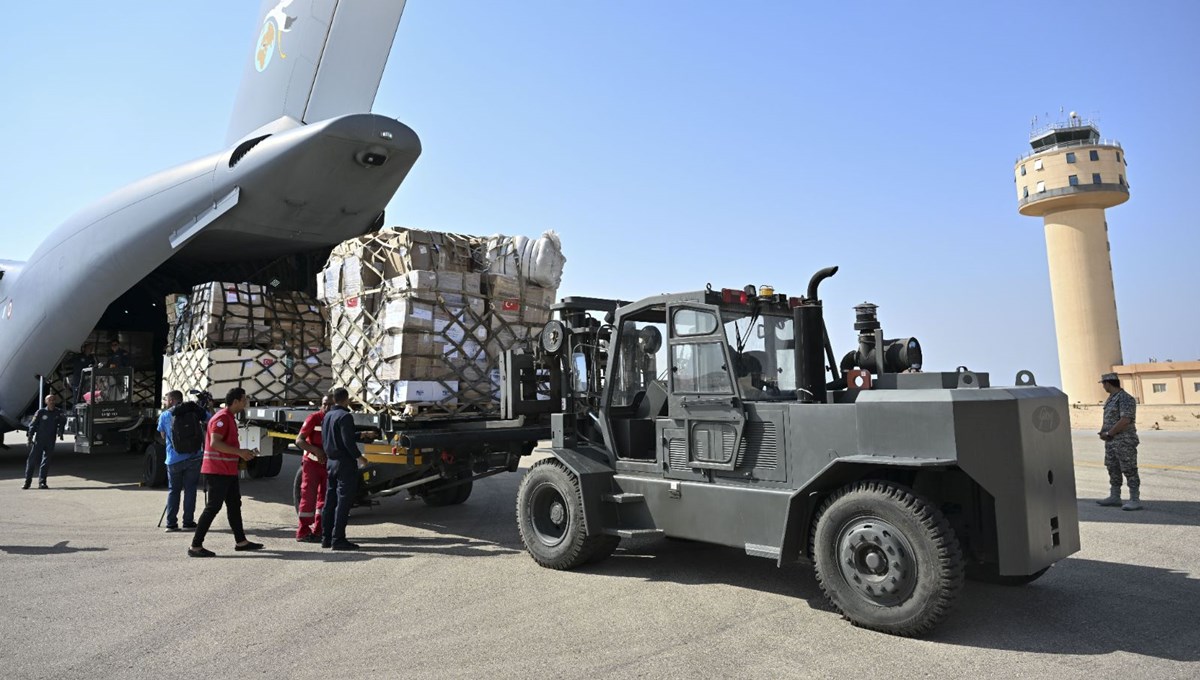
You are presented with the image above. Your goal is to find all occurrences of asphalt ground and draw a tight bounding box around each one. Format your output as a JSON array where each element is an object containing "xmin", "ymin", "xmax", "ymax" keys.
[{"xmin": 1, "ymin": 430, "xmax": 1198, "ymax": 680}]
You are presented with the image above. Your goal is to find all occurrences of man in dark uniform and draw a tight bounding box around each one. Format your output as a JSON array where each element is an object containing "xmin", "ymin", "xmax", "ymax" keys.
[
  {"xmin": 320, "ymin": 388, "xmax": 367, "ymax": 551},
  {"xmin": 24, "ymin": 394, "xmax": 66, "ymax": 489},
  {"xmin": 1096, "ymin": 372, "xmax": 1142, "ymax": 511},
  {"xmin": 105, "ymin": 339, "xmax": 130, "ymax": 369}
]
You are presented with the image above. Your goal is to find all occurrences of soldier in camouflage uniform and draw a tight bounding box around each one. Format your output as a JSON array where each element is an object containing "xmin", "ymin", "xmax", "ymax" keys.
[{"xmin": 1096, "ymin": 372, "xmax": 1142, "ymax": 511}]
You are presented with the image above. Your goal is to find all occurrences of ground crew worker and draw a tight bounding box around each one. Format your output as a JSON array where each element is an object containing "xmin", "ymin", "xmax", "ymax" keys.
[
  {"xmin": 320, "ymin": 387, "xmax": 367, "ymax": 551},
  {"xmin": 106, "ymin": 339, "xmax": 130, "ymax": 369},
  {"xmin": 295, "ymin": 394, "xmax": 332, "ymax": 543},
  {"xmin": 1096, "ymin": 372, "xmax": 1142, "ymax": 511},
  {"xmin": 158, "ymin": 390, "xmax": 203, "ymax": 532},
  {"xmin": 24, "ymin": 394, "xmax": 65, "ymax": 489},
  {"xmin": 188, "ymin": 388, "xmax": 264, "ymax": 557}
]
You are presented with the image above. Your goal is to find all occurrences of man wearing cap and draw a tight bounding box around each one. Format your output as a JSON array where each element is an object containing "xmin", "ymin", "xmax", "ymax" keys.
[{"xmin": 1096, "ymin": 372, "xmax": 1142, "ymax": 511}]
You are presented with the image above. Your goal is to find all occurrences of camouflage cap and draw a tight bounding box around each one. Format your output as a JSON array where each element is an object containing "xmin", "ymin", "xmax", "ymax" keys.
[{"xmin": 1099, "ymin": 372, "xmax": 1119, "ymax": 382}]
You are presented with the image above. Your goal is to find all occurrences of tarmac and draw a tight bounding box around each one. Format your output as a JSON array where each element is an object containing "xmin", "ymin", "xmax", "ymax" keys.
[{"xmin": 1, "ymin": 430, "xmax": 1198, "ymax": 679}]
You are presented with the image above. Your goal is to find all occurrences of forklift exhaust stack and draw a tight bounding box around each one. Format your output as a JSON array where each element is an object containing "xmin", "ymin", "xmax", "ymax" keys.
[{"xmin": 794, "ymin": 266, "xmax": 838, "ymax": 404}]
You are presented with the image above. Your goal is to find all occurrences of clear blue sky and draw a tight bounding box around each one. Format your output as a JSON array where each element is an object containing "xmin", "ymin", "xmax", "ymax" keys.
[{"xmin": 1, "ymin": 1, "xmax": 1197, "ymax": 387}]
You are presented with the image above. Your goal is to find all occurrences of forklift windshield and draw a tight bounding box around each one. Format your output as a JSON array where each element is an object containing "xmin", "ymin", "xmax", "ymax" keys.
[
  {"xmin": 81, "ymin": 367, "xmax": 132, "ymax": 405},
  {"xmin": 723, "ymin": 310, "xmax": 797, "ymax": 400}
]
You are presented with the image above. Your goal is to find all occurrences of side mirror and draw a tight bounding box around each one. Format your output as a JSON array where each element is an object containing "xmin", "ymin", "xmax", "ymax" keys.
[{"xmin": 572, "ymin": 353, "xmax": 588, "ymax": 394}]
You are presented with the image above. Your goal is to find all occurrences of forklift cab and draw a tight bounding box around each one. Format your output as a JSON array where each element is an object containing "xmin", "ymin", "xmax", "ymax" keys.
[
  {"xmin": 597, "ymin": 289, "xmax": 798, "ymax": 484},
  {"xmin": 72, "ymin": 366, "xmax": 141, "ymax": 453}
]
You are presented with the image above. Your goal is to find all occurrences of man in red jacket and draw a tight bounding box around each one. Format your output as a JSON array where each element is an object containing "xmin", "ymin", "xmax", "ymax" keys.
[
  {"xmin": 295, "ymin": 394, "xmax": 333, "ymax": 542},
  {"xmin": 188, "ymin": 387, "xmax": 265, "ymax": 557}
]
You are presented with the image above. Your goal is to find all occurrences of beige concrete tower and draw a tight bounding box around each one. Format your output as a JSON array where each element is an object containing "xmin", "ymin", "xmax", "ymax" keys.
[{"xmin": 1015, "ymin": 115, "xmax": 1129, "ymax": 403}]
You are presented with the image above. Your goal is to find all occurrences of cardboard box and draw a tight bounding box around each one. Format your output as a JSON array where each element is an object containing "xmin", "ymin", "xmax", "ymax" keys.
[
  {"xmin": 392, "ymin": 380, "xmax": 459, "ymax": 405},
  {"xmin": 380, "ymin": 298, "xmax": 436, "ymax": 333}
]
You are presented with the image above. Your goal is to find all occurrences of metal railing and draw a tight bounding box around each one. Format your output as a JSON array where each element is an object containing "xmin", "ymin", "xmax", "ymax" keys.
[
  {"xmin": 1015, "ymin": 138, "xmax": 1123, "ymax": 163},
  {"xmin": 1017, "ymin": 182, "xmax": 1129, "ymax": 207}
]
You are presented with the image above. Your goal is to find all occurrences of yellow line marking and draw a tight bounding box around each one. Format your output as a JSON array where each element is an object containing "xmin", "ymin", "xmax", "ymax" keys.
[{"xmin": 1076, "ymin": 460, "xmax": 1200, "ymax": 472}]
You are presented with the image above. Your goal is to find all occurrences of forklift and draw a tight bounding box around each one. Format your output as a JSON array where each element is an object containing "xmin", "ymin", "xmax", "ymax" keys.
[{"xmin": 511, "ymin": 267, "xmax": 1081, "ymax": 636}]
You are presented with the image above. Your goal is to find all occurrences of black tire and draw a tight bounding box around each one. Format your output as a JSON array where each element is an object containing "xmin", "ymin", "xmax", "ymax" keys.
[
  {"xmin": 966, "ymin": 562, "xmax": 1049, "ymax": 586},
  {"xmin": 516, "ymin": 459, "xmax": 620, "ymax": 569},
  {"xmin": 142, "ymin": 444, "xmax": 167, "ymax": 488},
  {"xmin": 422, "ymin": 478, "xmax": 474, "ymax": 507},
  {"xmin": 246, "ymin": 457, "xmax": 266, "ymax": 479},
  {"xmin": 811, "ymin": 480, "xmax": 964, "ymax": 637},
  {"xmin": 262, "ymin": 453, "xmax": 283, "ymax": 478},
  {"xmin": 292, "ymin": 465, "xmax": 304, "ymax": 514}
]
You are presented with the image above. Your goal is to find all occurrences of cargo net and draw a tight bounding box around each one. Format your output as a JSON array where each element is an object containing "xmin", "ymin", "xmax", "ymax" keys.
[
  {"xmin": 163, "ymin": 284, "xmax": 331, "ymax": 405},
  {"xmin": 318, "ymin": 227, "xmax": 564, "ymax": 419}
]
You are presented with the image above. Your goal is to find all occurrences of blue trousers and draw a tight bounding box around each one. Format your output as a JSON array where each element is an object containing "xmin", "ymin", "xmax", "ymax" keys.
[
  {"xmin": 25, "ymin": 439, "xmax": 54, "ymax": 484},
  {"xmin": 321, "ymin": 459, "xmax": 360, "ymax": 544},
  {"xmin": 165, "ymin": 457, "xmax": 203, "ymax": 527}
]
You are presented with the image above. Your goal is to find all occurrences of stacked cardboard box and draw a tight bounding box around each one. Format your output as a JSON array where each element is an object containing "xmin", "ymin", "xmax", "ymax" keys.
[
  {"xmin": 319, "ymin": 227, "xmax": 565, "ymax": 416},
  {"xmin": 163, "ymin": 283, "xmax": 331, "ymax": 404}
]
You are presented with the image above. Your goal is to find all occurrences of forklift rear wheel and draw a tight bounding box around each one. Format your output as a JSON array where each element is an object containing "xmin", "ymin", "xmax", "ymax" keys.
[
  {"xmin": 811, "ymin": 480, "xmax": 964, "ymax": 637},
  {"xmin": 142, "ymin": 443, "xmax": 167, "ymax": 488},
  {"xmin": 516, "ymin": 459, "xmax": 619, "ymax": 570}
]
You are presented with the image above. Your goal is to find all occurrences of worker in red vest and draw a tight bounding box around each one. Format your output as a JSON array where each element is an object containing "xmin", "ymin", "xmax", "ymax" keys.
[
  {"xmin": 295, "ymin": 394, "xmax": 333, "ymax": 542},
  {"xmin": 188, "ymin": 387, "xmax": 265, "ymax": 557}
]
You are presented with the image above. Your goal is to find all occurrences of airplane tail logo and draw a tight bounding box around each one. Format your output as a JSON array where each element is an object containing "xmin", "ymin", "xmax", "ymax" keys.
[{"xmin": 255, "ymin": 0, "xmax": 297, "ymax": 73}]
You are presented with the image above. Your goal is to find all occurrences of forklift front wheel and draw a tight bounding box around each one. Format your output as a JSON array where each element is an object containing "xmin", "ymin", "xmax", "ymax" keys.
[
  {"xmin": 517, "ymin": 459, "xmax": 618, "ymax": 570},
  {"xmin": 811, "ymin": 480, "xmax": 964, "ymax": 637}
]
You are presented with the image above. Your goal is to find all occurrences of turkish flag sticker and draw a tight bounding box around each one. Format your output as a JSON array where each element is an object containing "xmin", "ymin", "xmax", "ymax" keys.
[{"xmin": 502, "ymin": 300, "xmax": 520, "ymax": 312}]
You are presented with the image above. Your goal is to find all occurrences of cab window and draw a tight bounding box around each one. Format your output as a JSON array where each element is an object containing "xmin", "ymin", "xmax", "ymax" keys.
[
  {"xmin": 671, "ymin": 342, "xmax": 731, "ymax": 394},
  {"xmin": 672, "ymin": 309, "xmax": 718, "ymax": 337}
]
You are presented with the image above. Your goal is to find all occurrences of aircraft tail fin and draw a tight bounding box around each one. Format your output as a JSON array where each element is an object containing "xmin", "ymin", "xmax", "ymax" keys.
[{"xmin": 225, "ymin": 0, "xmax": 408, "ymax": 146}]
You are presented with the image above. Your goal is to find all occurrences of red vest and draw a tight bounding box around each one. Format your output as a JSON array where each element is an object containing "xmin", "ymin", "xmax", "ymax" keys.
[{"xmin": 201, "ymin": 409, "xmax": 241, "ymax": 476}]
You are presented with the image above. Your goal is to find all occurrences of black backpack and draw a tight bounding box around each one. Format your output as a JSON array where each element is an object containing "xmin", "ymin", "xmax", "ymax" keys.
[{"xmin": 171, "ymin": 401, "xmax": 206, "ymax": 454}]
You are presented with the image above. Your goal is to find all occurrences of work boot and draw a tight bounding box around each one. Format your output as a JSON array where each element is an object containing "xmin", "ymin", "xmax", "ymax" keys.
[
  {"xmin": 1096, "ymin": 487, "xmax": 1122, "ymax": 507},
  {"xmin": 22, "ymin": 480, "xmax": 31, "ymax": 490},
  {"xmin": 1122, "ymin": 489, "xmax": 1143, "ymax": 511}
]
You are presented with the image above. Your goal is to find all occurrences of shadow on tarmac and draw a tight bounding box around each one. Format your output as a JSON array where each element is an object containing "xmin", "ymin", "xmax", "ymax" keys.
[
  {"xmin": 0, "ymin": 540, "xmax": 108, "ymax": 555},
  {"xmin": 939, "ymin": 557, "xmax": 1200, "ymax": 661},
  {"xmin": 0, "ymin": 442, "xmax": 151, "ymax": 489},
  {"xmin": 1078, "ymin": 499, "xmax": 1200, "ymax": 526}
]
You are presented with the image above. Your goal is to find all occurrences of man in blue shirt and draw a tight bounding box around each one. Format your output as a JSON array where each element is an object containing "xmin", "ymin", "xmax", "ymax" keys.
[{"xmin": 158, "ymin": 390, "xmax": 205, "ymax": 531}]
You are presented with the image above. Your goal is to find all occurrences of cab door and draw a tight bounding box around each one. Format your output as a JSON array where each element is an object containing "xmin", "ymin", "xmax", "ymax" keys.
[{"xmin": 664, "ymin": 305, "xmax": 744, "ymax": 476}]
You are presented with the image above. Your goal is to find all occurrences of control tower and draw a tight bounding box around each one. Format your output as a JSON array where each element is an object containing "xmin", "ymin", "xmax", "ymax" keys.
[{"xmin": 1015, "ymin": 114, "xmax": 1129, "ymax": 403}]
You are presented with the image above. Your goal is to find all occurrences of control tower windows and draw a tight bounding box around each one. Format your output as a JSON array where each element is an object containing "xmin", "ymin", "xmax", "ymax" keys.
[
  {"xmin": 1119, "ymin": 175, "xmax": 1125, "ymax": 186},
  {"xmin": 1020, "ymin": 165, "xmax": 1027, "ymax": 176},
  {"xmin": 1034, "ymin": 159, "xmax": 1044, "ymax": 170},
  {"xmin": 1023, "ymin": 186, "xmax": 1029, "ymax": 198},
  {"xmin": 1116, "ymin": 152, "xmax": 1122, "ymax": 163},
  {"xmin": 1089, "ymin": 150, "xmax": 1100, "ymax": 161},
  {"xmin": 1093, "ymin": 173, "xmax": 1103, "ymax": 184},
  {"xmin": 1037, "ymin": 181, "xmax": 1046, "ymax": 193},
  {"xmin": 1068, "ymin": 175, "xmax": 1079, "ymax": 186},
  {"xmin": 1066, "ymin": 152, "xmax": 1077, "ymax": 163}
]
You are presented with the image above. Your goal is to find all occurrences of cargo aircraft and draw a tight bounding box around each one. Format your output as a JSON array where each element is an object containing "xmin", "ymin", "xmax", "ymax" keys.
[{"xmin": 0, "ymin": 0, "xmax": 420, "ymax": 432}]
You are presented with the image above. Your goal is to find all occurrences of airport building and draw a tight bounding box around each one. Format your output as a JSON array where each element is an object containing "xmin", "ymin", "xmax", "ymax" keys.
[
  {"xmin": 1015, "ymin": 115, "xmax": 1128, "ymax": 403},
  {"xmin": 1114, "ymin": 361, "xmax": 1200, "ymax": 405}
]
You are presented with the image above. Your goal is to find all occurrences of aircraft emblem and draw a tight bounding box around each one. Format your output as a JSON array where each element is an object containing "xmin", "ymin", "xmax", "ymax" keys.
[{"xmin": 255, "ymin": 0, "xmax": 297, "ymax": 73}]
